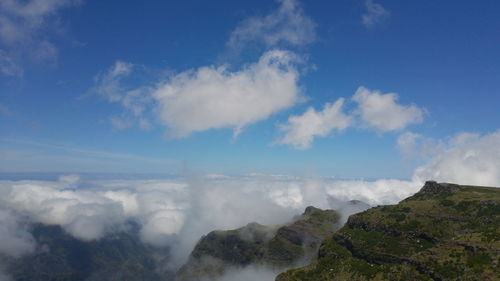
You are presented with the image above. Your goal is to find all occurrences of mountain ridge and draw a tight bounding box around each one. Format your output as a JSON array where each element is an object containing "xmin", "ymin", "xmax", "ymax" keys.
[
  {"xmin": 276, "ymin": 181, "xmax": 500, "ymax": 281},
  {"xmin": 175, "ymin": 206, "xmax": 343, "ymax": 281}
]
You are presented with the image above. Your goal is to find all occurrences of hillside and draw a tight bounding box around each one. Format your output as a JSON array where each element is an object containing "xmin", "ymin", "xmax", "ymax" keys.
[
  {"xmin": 276, "ymin": 182, "xmax": 500, "ymax": 281},
  {"xmin": 175, "ymin": 206, "xmax": 342, "ymax": 281},
  {"xmin": 3, "ymin": 222, "xmax": 174, "ymax": 281}
]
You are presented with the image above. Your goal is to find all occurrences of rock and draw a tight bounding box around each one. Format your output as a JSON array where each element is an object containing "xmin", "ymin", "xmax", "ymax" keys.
[{"xmin": 175, "ymin": 207, "xmax": 341, "ymax": 281}]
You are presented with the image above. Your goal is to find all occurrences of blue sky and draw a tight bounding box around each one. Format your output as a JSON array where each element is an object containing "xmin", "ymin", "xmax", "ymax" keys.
[{"xmin": 1, "ymin": 0, "xmax": 499, "ymax": 179}]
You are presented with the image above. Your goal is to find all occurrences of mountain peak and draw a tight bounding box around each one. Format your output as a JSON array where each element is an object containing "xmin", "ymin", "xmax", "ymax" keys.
[{"xmin": 420, "ymin": 181, "xmax": 459, "ymax": 193}]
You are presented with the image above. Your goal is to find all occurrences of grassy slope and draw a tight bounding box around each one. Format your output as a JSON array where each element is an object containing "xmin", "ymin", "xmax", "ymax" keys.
[{"xmin": 276, "ymin": 182, "xmax": 500, "ymax": 281}]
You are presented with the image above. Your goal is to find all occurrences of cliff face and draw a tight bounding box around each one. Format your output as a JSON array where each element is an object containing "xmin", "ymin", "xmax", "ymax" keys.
[
  {"xmin": 276, "ymin": 182, "xmax": 500, "ymax": 281},
  {"xmin": 175, "ymin": 207, "xmax": 341, "ymax": 281}
]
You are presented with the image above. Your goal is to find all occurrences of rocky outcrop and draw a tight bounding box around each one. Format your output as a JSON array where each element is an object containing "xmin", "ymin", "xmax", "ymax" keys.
[{"xmin": 175, "ymin": 207, "xmax": 341, "ymax": 281}]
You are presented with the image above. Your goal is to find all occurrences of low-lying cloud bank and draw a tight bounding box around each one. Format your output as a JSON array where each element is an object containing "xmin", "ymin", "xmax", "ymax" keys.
[{"xmin": 0, "ymin": 131, "xmax": 498, "ymax": 279}]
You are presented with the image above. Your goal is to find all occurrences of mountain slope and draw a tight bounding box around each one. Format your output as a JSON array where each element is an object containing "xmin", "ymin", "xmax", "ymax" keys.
[
  {"xmin": 276, "ymin": 182, "xmax": 500, "ymax": 281},
  {"xmin": 4, "ymin": 222, "xmax": 173, "ymax": 281},
  {"xmin": 175, "ymin": 206, "xmax": 342, "ymax": 281}
]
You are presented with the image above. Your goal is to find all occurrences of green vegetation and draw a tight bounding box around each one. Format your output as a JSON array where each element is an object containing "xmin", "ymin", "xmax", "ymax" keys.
[
  {"xmin": 276, "ymin": 182, "xmax": 500, "ymax": 281},
  {"xmin": 175, "ymin": 207, "xmax": 341, "ymax": 281}
]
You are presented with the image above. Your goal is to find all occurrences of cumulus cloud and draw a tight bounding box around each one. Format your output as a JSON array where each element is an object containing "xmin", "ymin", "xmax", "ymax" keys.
[
  {"xmin": 362, "ymin": 0, "xmax": 390, "ymax": 28},
  {"xmin": 277, "ymin": 98, "xmax": 351, "ymax": 149},
  {"xmin": 153, "ymin": 50, "xmax": 302, "ymax": 138},
  {"xmin": 277, "ymin": 86, "xmax": 426, "ymax": 149},
  {"xmin": 0, "ymin": 0, "xmax": 80, "ymax": 76},
  {"xmin": 227, "ymin": 0, "xmax": 316, "ymax": 50},
  {"xmin": 352, "ymin": 86, "xmax": 424, "ymax": 132},
  {"xmin": 413, "ymin": 131, "xmax": 500, "ymax": 186}
]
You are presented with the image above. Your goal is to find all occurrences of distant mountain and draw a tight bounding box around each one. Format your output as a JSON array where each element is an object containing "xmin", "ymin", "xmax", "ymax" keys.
[
  {"xmin": 175, "ymin": 206, "xmax": 342, "ymax": 281},
  {"xmin": 276, "ymin": 182, "xmax": 500, "ymax": 281},
  {"xmin": 4, "ymin": 222, "xmax": 174, "ymax": 281}
]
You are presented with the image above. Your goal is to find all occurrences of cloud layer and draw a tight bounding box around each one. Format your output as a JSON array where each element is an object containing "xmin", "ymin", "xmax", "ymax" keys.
[
  {"xmin": 3, "ymin": 128, "xmax": 499, "ymax": 252},
  {"xmin": 0, "ymin": 175, "xmax": 419, "ymax": 268},
  {"xmin": 0, "ymin": 129, "xmax": 499, "ymax": 279}
]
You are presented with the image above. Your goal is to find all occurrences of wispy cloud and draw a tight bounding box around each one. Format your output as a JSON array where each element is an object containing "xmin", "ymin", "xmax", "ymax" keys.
[
  {"xmin": 227, "ymin": 0, "xmax": 316, "ymax": 51},
  {"xmin": 91, "ymin": 61, "xmax": 153, "ymax": 130},
  {"xmin": 362, "ymin": 0, "xmax": 390, "ymax": 28},
  {"xmin": 0, "ymin": 138, "xmax": 175, "ymax": 173},
  {"xmin": 0, "ymin": 0, "xmax": 81, "ymax": 77}
]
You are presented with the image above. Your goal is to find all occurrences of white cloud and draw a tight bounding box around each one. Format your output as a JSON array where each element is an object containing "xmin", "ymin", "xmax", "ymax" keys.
[
  {"xmin": 277, "ymin": 98, "xmax": 351, "ymax": 149},
  {"xmin": 0, "ymin": 174, "xmax": 420, "ymax": 270},
  {"xmin": 153, "ymin": 50, "xmax": 302, "ymax": 138},
  {"xmin": 0, "ymin": 178, "xmax": 188, "ymax": 243},
  {"xmin": 93, "ymin": 61, "xmax": 152, "ymax": 116},
  {"xmin": 413, "ymin": 131, "xmax": 500, "ymax": 186},
  {"xmin": 227, "ymin": 0, "xmax": 316, "ymax": 50},
  {"xmin": 0, "ymin": 208, "xmax": 36, "ymax": 258},
  {"xmin": 362, "ymin": 0, "xmax": 390, "ymax": 28},
  {"xmin": 277, "ymin": 86, "xmax": 426, "ymax": 149},
  {"xmin": 0, "ymin": 0, "xmax": 80, "ymax": 76},
  {"xmin": 352, "ymin": 86, "xmax": 424, "ymax": 131},
  {"xmin": 91, "ymin": 61, "xmax": 154, "ymax": 130},
  {"xmin": 325, "ymin": 179, "xmax": 421, "ymax": 206}
]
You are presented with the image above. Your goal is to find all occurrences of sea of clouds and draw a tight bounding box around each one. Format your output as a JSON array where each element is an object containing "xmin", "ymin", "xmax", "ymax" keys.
[{"xmin": 0, "ymin": 130, "xmax": 499, "ymax": 281}]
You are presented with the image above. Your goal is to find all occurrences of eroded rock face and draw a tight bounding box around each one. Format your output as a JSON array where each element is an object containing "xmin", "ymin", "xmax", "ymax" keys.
[
  {"xmin": 276, "ymin": 183, "xmax": 500, "ymax": 281},
  {"xmin": 175, "ymin": 207, "xmax": 341, "ymax": 281}
]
